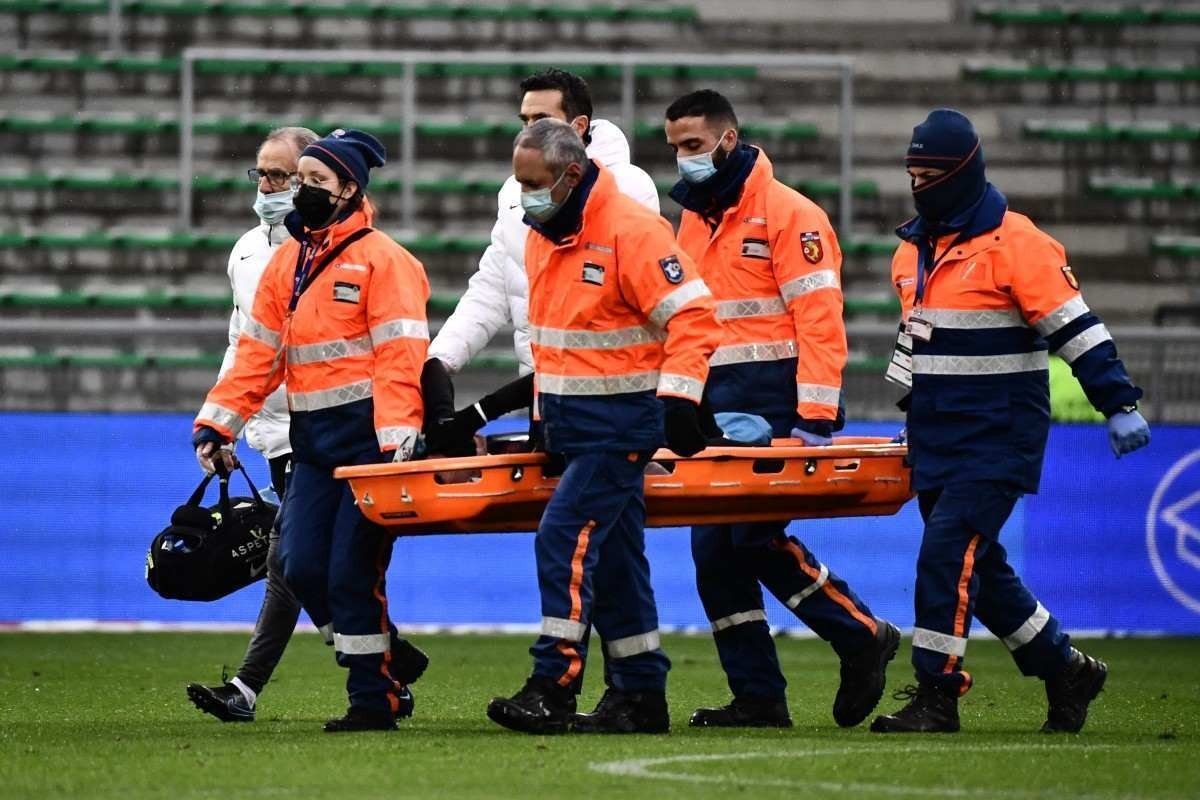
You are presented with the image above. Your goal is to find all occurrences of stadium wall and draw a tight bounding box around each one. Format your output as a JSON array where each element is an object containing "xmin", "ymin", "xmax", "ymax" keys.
[{"xmin": 2, "ymin": 413, "xmax": 1199, "ymax": 636}]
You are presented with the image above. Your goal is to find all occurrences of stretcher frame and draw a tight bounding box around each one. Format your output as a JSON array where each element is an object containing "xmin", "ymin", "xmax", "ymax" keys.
[{"xmin": 335, "ymin": 437, "xmax": 913, "ymax": 536}]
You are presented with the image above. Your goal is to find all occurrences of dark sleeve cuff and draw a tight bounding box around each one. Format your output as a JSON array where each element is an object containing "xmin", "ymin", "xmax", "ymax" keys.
[{"xmin": 191, "ymin": 425, "xmax": 228, "ymax": 449}]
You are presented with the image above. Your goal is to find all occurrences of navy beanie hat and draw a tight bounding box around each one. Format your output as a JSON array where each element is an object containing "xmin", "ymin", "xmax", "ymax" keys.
[
  {"xmin": 906, "ymin": 108, "xmax": 987, "ymax": 223},
  {"xmin": 302, "ymin": 128, "xmax": 386, "ymax": 189}
]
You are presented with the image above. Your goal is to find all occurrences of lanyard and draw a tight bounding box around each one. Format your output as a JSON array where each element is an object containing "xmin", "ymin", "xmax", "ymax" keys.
[
  {"xmin": 914, "ymin": 229, "xmax": 972, "ymax": 306},
  {"xmin": 288, "ymin": 240, "xmax": 319, "ymax": 312}
]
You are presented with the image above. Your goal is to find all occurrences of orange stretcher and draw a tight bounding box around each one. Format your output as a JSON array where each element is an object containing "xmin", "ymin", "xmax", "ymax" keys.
[{"xmin": 335, "ymin": 436, "xmax": 913, "ymax": 536}]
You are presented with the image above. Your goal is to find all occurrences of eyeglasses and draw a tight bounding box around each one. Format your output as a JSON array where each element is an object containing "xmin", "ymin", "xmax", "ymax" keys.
[{"xmin": 247, "ymin": 168, "xmax": 296, "ymax": 188}]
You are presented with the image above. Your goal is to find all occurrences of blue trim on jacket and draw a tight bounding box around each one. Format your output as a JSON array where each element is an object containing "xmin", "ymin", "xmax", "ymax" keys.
[{"xmin": 538, "ymin": 391, "xmax": 664, "ymax": 454}]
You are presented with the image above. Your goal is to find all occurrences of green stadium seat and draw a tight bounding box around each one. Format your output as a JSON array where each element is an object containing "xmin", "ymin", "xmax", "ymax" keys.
[
  {"xmin": 974, "ymin": 5, "xmax": 1200, "ymax": 26},
  {"xmin": 1151, "ymin": 235, "xmax": 1200, "ymax": 258},
  {"xmin": 843, "ymin": 297, "xmax": 901, "ymax": 315},
  {"xmin": 1024, "ymin": 119, "xmax": 1200, "ymax": 142},
  {"xmin": 965, "ymin": 61, "xmax": 1200, "ymax": 83},
  {"xmin": 1087, "ymin": 175, "xmax": 1194, "ymax": 200}
]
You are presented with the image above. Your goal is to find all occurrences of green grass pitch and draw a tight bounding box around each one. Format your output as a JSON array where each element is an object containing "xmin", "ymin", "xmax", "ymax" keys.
[{"xmin": 1, "ymin": 632, "xmax": 1197, "ymax": 799}]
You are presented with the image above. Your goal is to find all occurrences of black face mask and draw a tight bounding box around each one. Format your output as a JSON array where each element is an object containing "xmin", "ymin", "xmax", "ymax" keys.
[{"xmin": 293, "ymin": 183, "xmax": 342, "ymax": 230}]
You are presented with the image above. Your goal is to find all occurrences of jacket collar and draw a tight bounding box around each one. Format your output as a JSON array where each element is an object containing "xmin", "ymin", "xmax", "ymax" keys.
[
  {"xmin": 669, "ymin": 142, "xmax": 761, "ymax": 218},
  {"xmin": 285, "ymin": 197, "xmax": 375, "ymax": 248},
  {"xmin": 896, "ymin": 182, "xmax": 1007, "ymax": 245},
  {"xmin": 526, "ymin": 160, "xmax": 603, "ymax": 246}
]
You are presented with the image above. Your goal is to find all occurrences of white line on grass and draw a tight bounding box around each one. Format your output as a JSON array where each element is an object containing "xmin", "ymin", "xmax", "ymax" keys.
[{"xmin": 589, "ymin": 742, "xmax": 1164, "ymax": 799}]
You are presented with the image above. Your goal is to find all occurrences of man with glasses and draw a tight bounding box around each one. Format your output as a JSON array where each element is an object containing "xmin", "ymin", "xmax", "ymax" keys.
[{"xmin": 186, "ymin": 126, "xmax": 432, "ymax": 722}]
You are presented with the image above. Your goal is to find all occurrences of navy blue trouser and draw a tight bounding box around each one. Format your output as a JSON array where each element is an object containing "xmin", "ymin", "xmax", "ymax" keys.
[
  {"xmin": 913, "ymin": 481, "xmax": 1072, "ymax": 695},
  {"xmin": 530, "ymin": 450, "xmax": 670, "ymax": 692},
  {"xmin": 277, "ymin": 460, "xmax": 408, "ymax": 715},
  {"xmin": 692, "ymin": 522, "xmax": 879, "ymax": 699}
]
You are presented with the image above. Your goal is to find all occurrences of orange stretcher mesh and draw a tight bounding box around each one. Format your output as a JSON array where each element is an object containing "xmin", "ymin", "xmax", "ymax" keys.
[{"xmin": 334, "ymin": 436, "xmax": 913, "ymax": 536}]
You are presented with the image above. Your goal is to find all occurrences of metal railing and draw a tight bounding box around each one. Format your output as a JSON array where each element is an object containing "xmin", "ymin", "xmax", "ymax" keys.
[{"xmin": 177, "ymin": 48, "xmax": 857, "ymax": 235}]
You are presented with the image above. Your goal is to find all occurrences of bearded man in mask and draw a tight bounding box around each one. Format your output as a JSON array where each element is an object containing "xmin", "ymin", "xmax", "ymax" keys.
[{"xmin": 871, "ymin": 109, "xmax": 1150, "ymax": 734}]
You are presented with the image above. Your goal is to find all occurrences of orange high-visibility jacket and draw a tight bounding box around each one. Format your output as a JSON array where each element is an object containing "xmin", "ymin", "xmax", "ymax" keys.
[
  {"xmin": 892, "ymin": 205, "xmax": 1140, "ymax": 491},
  {"xmin": 525, "ymin": 162, "xmax": 722, "ymax": 452},
  {"xmin": 195, "ymin": 201, "xmax": 429, "ymax": 467},
  {"xmin": 676, "ymin": 147, "xmax": 846, "ymax": 424}
]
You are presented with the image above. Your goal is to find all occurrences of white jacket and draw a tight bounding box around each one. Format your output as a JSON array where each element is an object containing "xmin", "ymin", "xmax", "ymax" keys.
[
  {"xmin": 218, "ymin": 222, "xmax": 292, "ymax": 459},
  {"xmin": 427, "ymin": 119, "xmax": 660, "ymax": 375}
]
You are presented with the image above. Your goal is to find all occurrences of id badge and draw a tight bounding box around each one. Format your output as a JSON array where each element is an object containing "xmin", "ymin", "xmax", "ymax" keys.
[
  {"xmin": 885, "ymin": 329, "xmax": 914, "ymax": 388},
  {"xmin": 906, "ymin": 312, "xmax": 934, "ymax": 343}
]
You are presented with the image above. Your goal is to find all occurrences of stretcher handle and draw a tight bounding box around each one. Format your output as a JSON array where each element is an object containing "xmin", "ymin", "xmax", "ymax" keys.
[{"xmin": 334, "ymin": 437, "xmax": 906, "ymax": 480}]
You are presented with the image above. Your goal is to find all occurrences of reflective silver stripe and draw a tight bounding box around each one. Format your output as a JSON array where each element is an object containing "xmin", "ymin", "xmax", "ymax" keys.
[
  {"xmin": 711, "ymin": 608, "xmax": 767, "ymax": 632},
  {"xmin": 912, "ymin": 627, "xmax": 968, "ymax": 657},
  {"xmin": 370, "ymin": 317, "xmax": 430, "ymax": 345},
  {"xmin": 378, "ymin": 426, "xmax": 419, "ymax": 447},
  {"xmin": 605, "ymin": 630, "xmax": 661, "ymax": 658},
  {"xmin": 710, "ymin": 339, "xmax": 798, "ymax": 366},
  {"xmin": 912, "ymin": 351, "xmax": 1048, "ymax": 376},
  {"xmin": 538, "ymin": 371, "xmax": 659, "ymax": 396},
  {"xmin": 1034, "ymin": 296, "xmax": 1090, "ymax": 336},
  {"xmin": 333, "ymin": 632, "xmax": 390, "ymax": 655},
  {"xmin": 649, "ymin": 280, "xmax": 711, "ymax": 328},
  {"xmin": 658, "ymin": 373, "xmax": 704, "ymax": 402},
  {"xmin": 1002, "ymin": 603, "xmax": 1051, "ymax": 650},
  {"xmin": 287, "ymin": 335, "xmax": 372, "ymax": 365},
  {"xmin": 1057, "ymin": 324, "xmax": 1112, "ymax": 364},
  {"xmin": 716, "ymin": 296, "xmax": 787, "ymax": 320},
  {"xmin": 241, "ymin": 315, "xmax": 281, "ymax": 349},
  {"xmin": 797, "ymin": 383, "xmax": 840, "ymax": 408},
  {"xmin": 780, "ymin": 269, "xmax": 838, "ymax": 302},
  {"xmin": 531, "ymin": 324, "xmax": 664, "ymax": 350},
  {"xmin": 541, "ymin": 616, "xmax": 587, "ymax": 641},
  {"xmin": 785, "ymin": 562, "xmax": 829, "ymax": 608},
  {"xmin": 196, "ymin": 402, "xmax": 246, "ymax": 437},
  {"xmin": 921, "ymin": 307, "xmax": 1027, "ymax": 329},
  {"xmin": 288, "ymin": 378, "xmax": 373, "ymax": 411}
]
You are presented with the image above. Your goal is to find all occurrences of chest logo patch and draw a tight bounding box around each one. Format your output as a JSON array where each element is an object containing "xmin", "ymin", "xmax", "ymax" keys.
[
  {"xmin": 581, "ymin": 262, "xmax": 606, "ymax": 286},
  {"xmin": 1061, "ymin": 265, "xmax": 1080, "ymax": 290},
  {"xmin": 659, "ymin": 255, "xmax": 685, "ymax": 284},
  {"xmin": 800, "ymin": 231, "xmax": 823, "ymax": 264},
  {"xmin": 333, "ymin": 282, "xmax": 361, "ymax": 304},
  {"xmin": 585, "ymin": 242, "xmax": 614, "ymax": 254},
  {"xmin": 741, "ymin": 238, "xmax": 771, "ymax": 260}
]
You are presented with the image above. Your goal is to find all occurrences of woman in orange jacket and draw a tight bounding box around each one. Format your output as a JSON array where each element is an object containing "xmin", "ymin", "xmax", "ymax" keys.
[{"xmin": 192, "ymin": 129, "xmax": 430, "ymax": 732}]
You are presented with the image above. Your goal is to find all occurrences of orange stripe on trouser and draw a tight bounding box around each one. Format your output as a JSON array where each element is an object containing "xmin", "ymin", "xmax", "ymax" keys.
[
  {"xmin": 557, "ymin": 520, "xmax": 596, "ymax": 687},
  {"xmin": 781, "ymin": 538, "xmax": 877, "ymax": 636},
  {"xmin": 372, "ymin": 537, "xmax": 402, "ymax": 714},
  {"xmin": 945, "ymin": 534, "xmax": 981, "ymax": 695}
]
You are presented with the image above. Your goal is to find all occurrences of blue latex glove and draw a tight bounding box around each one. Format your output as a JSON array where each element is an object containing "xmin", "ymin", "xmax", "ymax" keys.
[
  {"xmin": 1107, "ymin": 410, "xmax": 1150, "ymax": 458},
  {"xmin": 791, "ymin": 426, "xmax": 833, "ymax": 447}
]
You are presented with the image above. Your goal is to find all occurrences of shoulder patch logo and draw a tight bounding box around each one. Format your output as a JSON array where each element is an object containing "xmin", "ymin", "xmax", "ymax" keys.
[
  {"xmin": 1061, "ymin": 265, "xmax": 1080, "ymax": 290},
  {"xmin": 581, "ymin": 262, "xmax": 605, "ymax": 286},
  {"xmin": 800, "ymin": 231, "xmax": 823, "ymax": 264},
  {"xmin": 659, "ymin": 255, "xmax": 685, "ymax": 284}
]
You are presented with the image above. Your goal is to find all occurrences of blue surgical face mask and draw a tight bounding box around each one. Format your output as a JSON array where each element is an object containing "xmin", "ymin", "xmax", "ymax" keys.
[
  {"xmin": 253, "ymin": 188, "xmax": 294, "ymax": 225},
  {"xmin": 676, "ymin": 133, "xmax": 729, "ymax": 184},
  {"xmin": 520, "ymin": 170, "xmax": 571, "ymax": 223}
]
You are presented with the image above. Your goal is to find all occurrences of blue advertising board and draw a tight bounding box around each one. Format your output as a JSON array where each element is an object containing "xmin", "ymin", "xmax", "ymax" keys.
[{"xmin": 1, "ymin": 412, "xmax": 1198, "ymax": 635}]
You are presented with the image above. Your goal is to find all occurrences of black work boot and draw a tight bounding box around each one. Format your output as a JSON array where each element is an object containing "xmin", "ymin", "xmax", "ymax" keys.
[
  {"xmin": 870, "ymin": 684, "xmax": 960, "ymax": 733},
  {"xmin": 186, "ymin": 682, "xmax": 255, "ymax": 723},
  {"xmin": 323, "ymin": 705, "xmax": 399, "ymax": 733},
  {"xmin": 1042, "ymin": 647, "xmax": 1108, "ymax": 733},
  {"xmin": 572, "ymin": 687, "xmax": 670, "ymax": 734},
  {"xmin": 689, "ymin": 695, "xmax": 792, "ymax": 728},
  {"xmin": 487, "ymin": 676, "xmax": 577, "ymax": 734},
  {"xmin": 390, "ymin": 634, "xmax": 430, "ymax": 685},
  {"xmin": 834, "ymin": 619, "xmax": 901, "ymax": 727}
]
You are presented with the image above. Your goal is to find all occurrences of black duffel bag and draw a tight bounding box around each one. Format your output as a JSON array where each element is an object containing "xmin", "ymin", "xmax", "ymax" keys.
[{"xmin": 146, "ymin": 465, "xmax": 279, "ymax": 601}]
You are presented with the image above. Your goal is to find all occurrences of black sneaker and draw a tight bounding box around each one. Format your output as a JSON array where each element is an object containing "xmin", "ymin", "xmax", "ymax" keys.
[
  {"xmin": 390, "ymin": 635, "xmax": 430, "ymax": 686},
  {"xmin": 1042, "ymin": 648, "xmax": 1108, "ymax": 733},
  {"xmin": 572, "ymin": 688, "xmax": 670, "ymax": 734},
  {"xmin": 487, "ymin": 676, "xmax": 577, "ymax": 734},
  {"xmin": 870, "ymin": 684, "xmax": 960, "ymax": 733},
  {"xmin": 834, "ymin": 619, "xmax": 901, "ymax": 727},
  {"xmin": 186, "ymin": 682, "xmax": 254, "ymax": 723},
  {"xmin": 689, "ymin": 695, "xmax": 792, "ymax": 728},
  {"xmin": 323, "ymin": 705, "xmax": 399, "ymax": 733}
]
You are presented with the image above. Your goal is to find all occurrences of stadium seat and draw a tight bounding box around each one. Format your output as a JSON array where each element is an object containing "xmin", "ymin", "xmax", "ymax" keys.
[
  {"xmin": 1087, "ymin": 175, "xmax": 1195, "ymax": 200},
  {"xmin": 964, "ymin": 61, "xmax": 1200, "ymax": 83},
  {"xmin": 1024, "ymin": 119, "xmax": 1200, "ymax": 143},
  {"xmin": 973, "ymin": 5, "xmax": 1200, "ymax": 27},
  {"xmin": 1152, "ymin": 235, "xmax": 1200, "ymax": 258}
]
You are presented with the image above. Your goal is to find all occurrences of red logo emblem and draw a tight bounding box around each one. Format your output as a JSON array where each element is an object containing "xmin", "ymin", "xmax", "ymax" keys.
[
  {"xmin": 1061, "ymin": 265, "xmax": 1080, "ymax": 290},
  {"xmin": 801, "ymin": 231, "xmax": 823, "ymax": 264}
]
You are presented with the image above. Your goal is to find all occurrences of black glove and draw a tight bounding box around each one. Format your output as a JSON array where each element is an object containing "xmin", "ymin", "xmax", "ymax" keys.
[
  {"xmin": 424, "ymin": 405, "xmax": 485, "ymax": 457},
  {"xmin": 420, "ymin": 358, "xmax": 456, "ymax": 427},
  {"xmin": 662, "ymin": 396, "xmax": 708, "ymax": 457}
]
